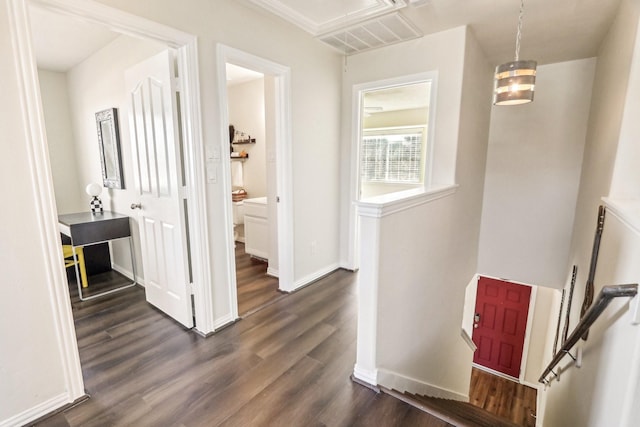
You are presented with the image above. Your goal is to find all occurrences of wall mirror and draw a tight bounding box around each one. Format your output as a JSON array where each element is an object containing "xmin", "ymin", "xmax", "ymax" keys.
[{"xmin": 96, "ymin": 108, "xmax": 124, "ymax": 189}]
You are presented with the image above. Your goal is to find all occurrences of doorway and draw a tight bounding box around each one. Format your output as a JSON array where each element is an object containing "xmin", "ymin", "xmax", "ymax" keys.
[
  {"xmin": 216, "ymin": 45, "xmax": 294, "ymax": 320},
  {"xmin": 224, "ymin": 62, "xmax": 282, "ymax": 316},
  {"xmin": 472, "ymin": 276, "xmax": 532, "ymax": 379},
  {"xmin": 11, "ymin": 0, "xmax": 210, "ymax": 403}
]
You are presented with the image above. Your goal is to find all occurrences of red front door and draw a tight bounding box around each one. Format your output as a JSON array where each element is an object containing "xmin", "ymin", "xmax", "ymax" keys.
[{"xmin": 472, "ymin": 276, "xmax": 531, "ymax": 378}]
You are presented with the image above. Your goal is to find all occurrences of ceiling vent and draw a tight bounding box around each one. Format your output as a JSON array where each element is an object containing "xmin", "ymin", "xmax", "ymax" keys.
[{"xmin": 318, "ymin": 12, "xmax": 422, "ymax": 55}]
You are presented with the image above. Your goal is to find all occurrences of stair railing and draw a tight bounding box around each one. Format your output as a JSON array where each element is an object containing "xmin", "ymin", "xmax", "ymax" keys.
[{"xmin": 539, "ymin": 283, "xmax": 638, "ymax": 385}]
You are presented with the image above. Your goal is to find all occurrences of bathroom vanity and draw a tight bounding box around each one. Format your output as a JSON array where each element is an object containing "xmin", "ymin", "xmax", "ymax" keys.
[{"xmin": 243, "ymin": 197, "xmax": 269, "ymax": 260}]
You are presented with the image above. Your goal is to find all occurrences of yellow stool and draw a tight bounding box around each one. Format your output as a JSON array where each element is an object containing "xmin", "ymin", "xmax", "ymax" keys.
[{"xmin": 63, "ymin": 245, "xmax": 88, "ymax": 288}]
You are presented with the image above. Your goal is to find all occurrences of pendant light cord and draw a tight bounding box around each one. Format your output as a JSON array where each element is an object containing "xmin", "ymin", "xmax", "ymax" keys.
[{"xmin": 514, "ymin": 0, "xmax": 525, "ymax": 61}]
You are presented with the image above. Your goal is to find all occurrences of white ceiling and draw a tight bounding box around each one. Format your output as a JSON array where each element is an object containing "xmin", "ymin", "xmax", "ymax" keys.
[
  {"xmin": 29, "ymin": 6, "xmax": 119, "ymax": 72},
  {"xmin": 226, "ymin": 63, "xmax": 264, "ymax": 86},
  {"xmin": 30, "ymin": 0, "xmax": 623, "ymax": 72},
  {"xmin": 248, "ymin": 0, "xmax": 623, "ymax": 66}
]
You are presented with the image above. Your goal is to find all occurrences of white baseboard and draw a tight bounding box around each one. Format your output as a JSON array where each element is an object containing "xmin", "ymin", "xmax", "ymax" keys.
[
  {"xmin": 111, "ymin": 262, "xmax": 145, "ymax": 286},
  {"xmin": 0, "ymin": 392, "xmax": 70, "ymax": 427},
  {"xmin": 353, "ymin": 363, "xmax": 379, "ymax": 386},
  {"xmin": 267, "ymin": 267, "xmax": 279, "ymax": 278},
  {"xmin": 290, "ymin": 263, "xmax": 340, "ymax": 292},
  {"xmin": 377, "ymin": 369, "xmax": 469, "ymax": 402},
  {"xmin": 212, "ymin": 313, "xmax": 237, "ymax": 331}
]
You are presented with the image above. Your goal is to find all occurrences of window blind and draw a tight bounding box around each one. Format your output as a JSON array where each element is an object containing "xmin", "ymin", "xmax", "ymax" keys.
[{"xmin": 361, "ymin": 129, "xmax": 423, "ymax": 183}]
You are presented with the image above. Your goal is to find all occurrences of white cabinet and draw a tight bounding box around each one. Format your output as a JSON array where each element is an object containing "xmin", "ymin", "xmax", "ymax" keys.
[{"xmin": 244, "ymin": 197, "xmax": 268, "ymax": 260}]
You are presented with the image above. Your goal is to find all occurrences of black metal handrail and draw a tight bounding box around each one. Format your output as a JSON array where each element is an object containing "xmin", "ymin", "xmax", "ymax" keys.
[{"xmin": 539, "ymin": 283, "xmax": 638, "ymax": 384}]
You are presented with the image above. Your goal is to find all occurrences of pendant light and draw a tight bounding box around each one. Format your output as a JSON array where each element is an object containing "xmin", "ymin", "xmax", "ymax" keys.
[{"xmin": 493, "ymin": 0, "xmax": 537, "ymax": 106}]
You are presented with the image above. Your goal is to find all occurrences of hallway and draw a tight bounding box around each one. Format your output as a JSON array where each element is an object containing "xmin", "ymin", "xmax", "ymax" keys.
[{"xmin": 35, "ymin": 270, "xmax": 453, "ymax": 426}]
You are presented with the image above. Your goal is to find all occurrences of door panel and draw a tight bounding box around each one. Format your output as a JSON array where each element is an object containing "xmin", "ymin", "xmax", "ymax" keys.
[
  {"xmin": 125, "ymin": 50, "xmax": 193, "ymax": 328},
  {"xmin": 472, "ymin": 276, "xmax": 531, "ymax": 378}
]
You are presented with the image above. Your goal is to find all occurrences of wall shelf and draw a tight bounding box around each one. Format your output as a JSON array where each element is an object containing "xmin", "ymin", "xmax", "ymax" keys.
[{"xmin": 232, "ymin": 139, "xmax": 256, "ymax": 145}]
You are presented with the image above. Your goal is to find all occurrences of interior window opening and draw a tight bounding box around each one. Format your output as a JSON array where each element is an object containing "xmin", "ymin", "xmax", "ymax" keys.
[{"xmin": 359, "ymin": 80, "xmax": 432, "ymax": 200}]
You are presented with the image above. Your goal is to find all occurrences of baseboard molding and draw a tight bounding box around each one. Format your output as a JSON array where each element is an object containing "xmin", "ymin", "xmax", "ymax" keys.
[
  {"xmin": 211, "ymin": 313, "xmax": 238, "ymax": 332},
  {"xmin": 267, "ymin": 267, "xmax": 279, "ymax": 278},
  {"xmin": 290, "ymin": 263, "xmax": 340, "ymax": 292},
  {"xmin": 472, "ymin": 363, "xmax": 520, "ymax": 383},
  {"xmin": 111, "ymin": 262, "xmax": 145, "ymax": 286},
  {"xmin": 338, "ymin": 262, "xmax": 358, "ymax": 272},
  {"xmin": 353, "ymin": 363, "xmax": 379, "ymax": 386},
  {"xmin": 377, "ymin": 368, "xmax": 469, "ymax": 402},
  {"xmin": 0, "ymin": 392, "xmax": 72, "ymax": 427}
]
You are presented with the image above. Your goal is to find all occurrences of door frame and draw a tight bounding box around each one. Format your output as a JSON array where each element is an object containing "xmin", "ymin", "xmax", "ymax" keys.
[
  {"xmin": 216, "ymin": 44, "xmax": 294, "ymax": 319},
  {"xmin": 471, "ymin": 274, "xmax": 537, "ymax": 385},
  {"xmin": 8, "ymin": 0, "xmax": 214, "ymax": 402}
]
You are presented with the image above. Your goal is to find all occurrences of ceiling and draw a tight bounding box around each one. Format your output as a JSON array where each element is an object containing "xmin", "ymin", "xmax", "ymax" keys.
[
  {"xmin": 29, "ymin": 6, "xmax": 120, "ymax": 72},
  {"xmin": 248, "ymin": 0, "xmax": 623, "ymax": 66},
  {"xmin": 30, "ymin": 0, "xmax": 623, "ymax": 72},
  {"xmin": 226, "ymin": 63, "xmax": 264, "ymax": 86}
]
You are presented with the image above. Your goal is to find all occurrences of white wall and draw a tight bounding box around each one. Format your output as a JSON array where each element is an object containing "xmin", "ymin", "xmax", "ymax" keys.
[
  {"xmin": 478, "ymin": 58, "xmax": 596, "ymax": 288},
  {"xmin": 351, "ymin": 26, "xmax": 493, "ymax": 398},
  {"xmin": 227, "ymin": 77, "xmax": 267, "ymax": 198},
  {"xmin": 38, "ymin": 69, "xmax": 85, "ymax": 214},
  {"xmin": 0, "ymin": 2, "xmax": 75, "ymax": 424},
  {"xmin": 542, "ymin": 0, "xmax": 640, "ymax": 425}
]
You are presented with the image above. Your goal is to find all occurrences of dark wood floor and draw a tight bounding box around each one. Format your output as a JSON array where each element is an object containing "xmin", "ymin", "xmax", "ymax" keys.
[
  {"xmin": 235, "ymin": 242, "xmax": 283, "ymax": 316},
  {"xmin": 469, "ymin": 368, "xmax": 536, "ymax": 427},
  {"xmin": 35, "ymin": 269, "xmax": 454, "ymax": 427}
]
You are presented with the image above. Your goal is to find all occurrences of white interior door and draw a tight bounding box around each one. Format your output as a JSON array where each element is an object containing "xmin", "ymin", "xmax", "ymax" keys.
[{"xmin": 125, "ymin": 50, "xmax": 193, "ymax": 328}]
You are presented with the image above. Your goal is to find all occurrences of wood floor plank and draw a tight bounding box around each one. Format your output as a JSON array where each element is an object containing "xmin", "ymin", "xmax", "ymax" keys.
[{"xmin": 35, "ymin": 269, "xmax": 460, "ymax": 427}]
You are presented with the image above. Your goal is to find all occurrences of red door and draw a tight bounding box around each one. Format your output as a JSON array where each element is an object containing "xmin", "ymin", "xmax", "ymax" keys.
[{"xmin": 472, "ymin": 276, "xmax": 531, "ymax": 378}]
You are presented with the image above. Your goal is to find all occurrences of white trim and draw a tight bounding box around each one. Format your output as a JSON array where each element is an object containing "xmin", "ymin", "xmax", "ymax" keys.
[
  {"xmin": 377, "ymin": 369, "xmax": 469, "ymax": 401},
  {"xmin": 216, "ymin": 45, "xmax": 295, "ymax": 304},
  {"xmin": 353, "ymin": 364, "xmax": 379, "ymax": 386},
  {"xmin": 8, "ymin": 0, "xmax": 85, "ymax": 406},
  {"xmin": 29, "ymin": 0, "xmax": 213, "ymax": 335},
  {"xmin": 460, "ymin": 328, "xmax": 477, "ymax": 352},
  {"xmin": 0, "ymin": 392, "xmax": 71, "ymax": 427},
  {"xmin": 176, "ymin": 40, "xmax": 214, "ymax": 334},
  {"xmin": 292, "ymin": 263, "xmax": 340, "ymax": 291},
  {"xmin": 602, "ymin": 197, "xmax": 640, "ymax": 237},
  {"xmin": 354, "ymin": 214, "xmax": 381, "ymax": 394},
  {"xmin": 347, "ymin": 71, "xmax": 440, "ymax": 269},
  {"xmin": 247, "ymin": 0, "xmax": 406, "ymax": 36},
  {"xmin": 356, "ymin": 184, "xmax": 458, "ymax": 218},
  {"xmin": 9, "ymin": 0, "xmax": 213, "ymax": 419},
  {"xmin": 472, "ymin": 363, "xmax": 520, "ymax": 382},
  {"xmin": 29, "ymin": 0, "xmax": 192, "ymax": 47},
  {"xmin": 111, "ymin": 263, "xmax": 145, "ymax": 285},
  {"xmin": 266, "ymin": 267, "xmax": 279, "ymax": 278},
  {"xmin": 212, "ymin": 313, "xmax": 237, "ymax": 331},
  {"xmin": 519, "ymin": 284, "xmax": 537, "ymax": 383}
]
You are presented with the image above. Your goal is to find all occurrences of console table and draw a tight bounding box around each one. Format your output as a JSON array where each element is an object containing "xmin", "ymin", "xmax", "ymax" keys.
[{"xmin": 58, "ymin": 211, "xmax": 137, "ymax": 301}]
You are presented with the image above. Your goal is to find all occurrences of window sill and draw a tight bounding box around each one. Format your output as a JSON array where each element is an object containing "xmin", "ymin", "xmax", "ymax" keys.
[
  {"xmin": 356, "ymin": 184, "xmax": 458, "ymax": 218},
  {"xmin": 602, "ymin": 197, "xmax": 640, "ymax": 236}
]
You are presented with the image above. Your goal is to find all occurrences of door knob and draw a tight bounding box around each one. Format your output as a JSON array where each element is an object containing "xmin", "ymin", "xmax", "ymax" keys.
[{"xmin": 130, "ymin": 203, "xmax": 142, "ymax": 210}]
